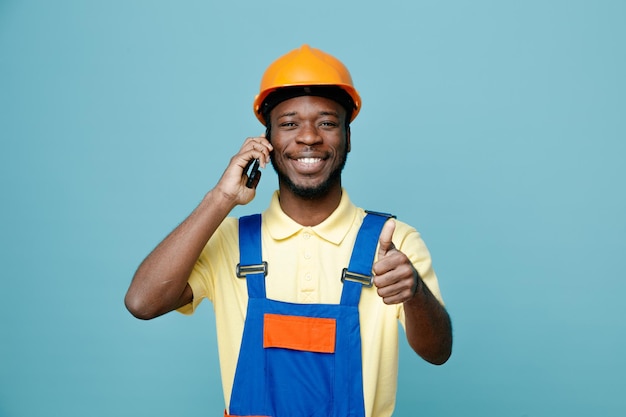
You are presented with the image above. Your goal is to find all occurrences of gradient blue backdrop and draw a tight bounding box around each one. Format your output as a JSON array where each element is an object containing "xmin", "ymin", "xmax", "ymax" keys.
[{"xmin": 1, "ymin": 1, "xmax": 624, "ymax": 416}]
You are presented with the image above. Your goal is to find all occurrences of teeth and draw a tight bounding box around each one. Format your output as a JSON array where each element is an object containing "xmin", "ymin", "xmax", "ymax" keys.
[{"xmin": 299, "ymin": 158, "xmax": 321, "ymax": 164}]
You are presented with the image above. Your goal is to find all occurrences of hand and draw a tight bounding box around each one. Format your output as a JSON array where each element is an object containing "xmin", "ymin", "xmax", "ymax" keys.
[
  {"xmin": 215, "ymin": 135, "xmax": 273, "ymax": 206},
  {"xmin": 372, "ymin": 219, "xmax": 420, "ymax": 304}
]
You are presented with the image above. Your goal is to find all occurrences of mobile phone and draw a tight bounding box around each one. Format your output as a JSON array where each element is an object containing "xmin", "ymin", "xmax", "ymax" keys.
[
  {"xmin": 245, "ymin": 129, "xmax": 270, "ymax": 189},
  {"xmin": 245, "ymin": 158, "xmax": 261, "ymax": 189}
]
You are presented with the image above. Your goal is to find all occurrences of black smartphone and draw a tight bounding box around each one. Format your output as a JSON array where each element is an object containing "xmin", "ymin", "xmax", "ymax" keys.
[
  {"xmin": 245, "ymin": 158, "xmax": 260, "ymax": 189},
  {"xmin": 245, "ymin": 129, "xmax": 270, "ymax": 189}
]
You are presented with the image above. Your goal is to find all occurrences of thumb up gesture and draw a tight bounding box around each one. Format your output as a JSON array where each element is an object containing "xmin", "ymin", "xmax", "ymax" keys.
[{"xmin": 372, "ymin": 219, "xmax": 420, "ymax": 305}]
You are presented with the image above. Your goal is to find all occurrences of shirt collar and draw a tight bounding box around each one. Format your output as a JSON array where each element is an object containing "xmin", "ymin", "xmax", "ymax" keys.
[{"xmin": 264, "ymin": 189, "xmax": 358, "ymax": 245}]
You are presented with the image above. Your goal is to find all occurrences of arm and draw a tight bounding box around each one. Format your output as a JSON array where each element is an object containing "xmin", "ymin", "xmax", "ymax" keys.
[
  {"xmin": 372, "ymin": 220, "xmax": 453, "ymax": 365},
  {"xmin": 124, "ymin": 136, "xmax": 273, "ymax": 320}
]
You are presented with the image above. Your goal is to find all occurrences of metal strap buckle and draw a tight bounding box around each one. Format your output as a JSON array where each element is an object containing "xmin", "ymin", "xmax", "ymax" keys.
[
  {"xmin": 341, "ymin": 268, "xmax": 373, "ymax": 287},
  {"xmin": 236, "ymin": 262, "xmax": 268, "ymax": 278}
]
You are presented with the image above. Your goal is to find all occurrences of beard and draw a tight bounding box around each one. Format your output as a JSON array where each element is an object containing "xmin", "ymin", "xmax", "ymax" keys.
[{"xmin": 270, "ymin": 151, "xmax": 348, "ymax": 200}]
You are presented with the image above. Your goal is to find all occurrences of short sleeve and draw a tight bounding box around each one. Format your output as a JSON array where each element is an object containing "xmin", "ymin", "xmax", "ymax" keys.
[{"xmin": 175, "ymin": 217, "xmax": 240, "ymax": 315}]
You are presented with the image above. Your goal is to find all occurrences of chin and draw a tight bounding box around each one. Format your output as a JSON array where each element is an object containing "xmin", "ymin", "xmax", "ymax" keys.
[
  {"xmin": 286, "ymin": 180, "xmax": 333, "ymax": 199},
  {"xmin": 273, "ymin": 154, "xmax": 347, "ymax": 199}
]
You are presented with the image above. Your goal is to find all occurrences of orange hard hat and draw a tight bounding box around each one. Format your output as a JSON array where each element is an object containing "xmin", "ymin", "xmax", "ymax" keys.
[{"xmin": 253, "ymin": 44, "xmax": 361, "ymax": 125}]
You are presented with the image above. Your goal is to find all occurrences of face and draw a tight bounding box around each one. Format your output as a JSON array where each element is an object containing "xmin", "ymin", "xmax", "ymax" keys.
[{"xmin": 268, "ymin": 95, "xmax": 351, "ymax": 199}]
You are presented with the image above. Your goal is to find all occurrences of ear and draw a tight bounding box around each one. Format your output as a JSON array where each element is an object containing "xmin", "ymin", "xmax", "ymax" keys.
[
  {"xmin": 265, "ymin": 125, "xmax": 272, "ymax": 142},
  {"xmin": 346, "ymin": 125, "xmax": 351, "ymax": 153}
]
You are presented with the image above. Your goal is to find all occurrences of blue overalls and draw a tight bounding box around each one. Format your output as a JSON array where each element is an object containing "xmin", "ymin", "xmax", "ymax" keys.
[{"xmin": 226, "ymin": 212, "xmax": 392, "ymax": 417}]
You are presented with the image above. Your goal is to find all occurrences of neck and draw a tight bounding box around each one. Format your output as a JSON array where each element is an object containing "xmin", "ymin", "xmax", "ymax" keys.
[{"xmin": 277, "ymin": 182, "xmax": 343, "ymax": 227}]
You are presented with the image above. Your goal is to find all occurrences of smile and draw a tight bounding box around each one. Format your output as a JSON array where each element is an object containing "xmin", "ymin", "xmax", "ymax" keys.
[{"xmin": 298, "ymin": 157, "xmax": 323, "ymax": 164}]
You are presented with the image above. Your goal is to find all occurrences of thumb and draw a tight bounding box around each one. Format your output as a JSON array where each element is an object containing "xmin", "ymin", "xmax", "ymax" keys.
[{"xmin": 377, "ymin": 219, "xmax": 396, "ymax": 258}]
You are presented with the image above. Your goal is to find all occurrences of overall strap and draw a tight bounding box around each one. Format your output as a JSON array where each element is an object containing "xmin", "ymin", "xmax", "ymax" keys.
[
  {"xmin": 237, "ymin": 214, "xmax": 267, "ymax": 299},
  {"xmin": 340, "ymin": 211, "xmax": 395, "ymax": 307}
]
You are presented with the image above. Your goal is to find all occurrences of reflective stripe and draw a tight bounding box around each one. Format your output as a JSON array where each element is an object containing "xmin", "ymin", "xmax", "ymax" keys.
[{"xmin": 263, "ymin": 313, "xmax": 336, "ymax": 353}]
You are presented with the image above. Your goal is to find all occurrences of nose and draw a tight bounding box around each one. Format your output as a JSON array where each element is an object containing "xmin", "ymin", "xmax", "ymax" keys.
[{"xmin": 296, "ymin": 123, "xmax": 322, "ymax": 145}]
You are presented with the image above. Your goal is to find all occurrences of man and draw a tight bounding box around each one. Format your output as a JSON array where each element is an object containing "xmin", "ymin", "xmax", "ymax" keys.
[{"xmin": 125, "ymin": 44, "xmax": 452, "ymax": 417}]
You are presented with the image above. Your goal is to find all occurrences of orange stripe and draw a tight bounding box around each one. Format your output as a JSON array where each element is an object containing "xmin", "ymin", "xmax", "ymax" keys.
[{"xmin": 263, "ymin": 313, "xmax": 336, "ymax": 353}]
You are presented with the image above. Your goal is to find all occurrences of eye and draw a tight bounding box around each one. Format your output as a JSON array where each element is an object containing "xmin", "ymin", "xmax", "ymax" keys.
[
  {"xmin": 279, "ymin": 121, "xmax": 297, "ymax": 129},
  {"xmin": 320, "ymin": 120, "xmax": 339, "ymax": 128}
]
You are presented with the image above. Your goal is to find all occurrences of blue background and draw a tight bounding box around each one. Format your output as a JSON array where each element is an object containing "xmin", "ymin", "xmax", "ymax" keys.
[{"xmin": 1, "ymin": 1, "xmax": 624, "ymax": 416}]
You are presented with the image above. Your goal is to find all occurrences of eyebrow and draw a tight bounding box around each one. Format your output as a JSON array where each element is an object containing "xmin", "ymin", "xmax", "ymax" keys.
[
  {"xmin": 276, "ymin": 110, "xmax": 341, "ymax": 119},
  {"xmin": 276, "ymin": 111, "xmax": 297, "ymax": 119}
]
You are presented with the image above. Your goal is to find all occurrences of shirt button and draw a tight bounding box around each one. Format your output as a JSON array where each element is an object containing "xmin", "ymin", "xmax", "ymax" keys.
[
  {"xmin": 303, "ymin": 232, "xmax": 311, "ymax": 240},
  {"xmin": 304, "ymin": 252, "xmax": 311, "ymax": 259},
  {"xmin": 305, "ymin": 273, "xmax": 312, "ymax": 281}
]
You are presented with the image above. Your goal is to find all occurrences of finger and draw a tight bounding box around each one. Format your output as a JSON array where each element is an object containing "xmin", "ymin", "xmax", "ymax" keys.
[
  {"xmin": 240, "ymin": 148, "xmax": 264, "ymax": 170},
  {"xmin": 373, "ymin": 252, "xmax": 412, "ymax": 284},
  {"xmin": 377, "ymin": 219, "xmax": 396, "ymax": 258},
  {"xmin": 244, "ymin": 136, "xmax": 271, "ymax": 150},
  {"xmin": 246, "ymin": 136, "xmax": 272, "ymax": 167},
  {"xmin": 374, "ymin": 271, "xmax": 417, "ymax": 304},
  {"xmin": 375, "ymin": 275, "xmax": 407, "ymax": 303}
]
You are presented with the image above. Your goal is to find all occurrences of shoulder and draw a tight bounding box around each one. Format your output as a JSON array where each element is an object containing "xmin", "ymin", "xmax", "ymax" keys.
[
  {"xmin": 362, "ymin": 210, "xmax": 429, "ymax": 255},
  {"xmin": 204, "ymin": 216, "xmax": 240, "ymax": 250},
  {"xmin": 391, "ymin": 218, "xmax": 421, "ymax": 242},
  {"xmin": 359, "ymin": 208, "xmax": 421, "ymax": 241}
]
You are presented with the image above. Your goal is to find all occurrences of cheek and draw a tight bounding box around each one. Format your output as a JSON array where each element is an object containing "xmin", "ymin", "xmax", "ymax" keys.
[
  {"xmin": 267, "ymin": 129, "xmax": 290, "ymax": 149},
  {"xmin": 337, "ymin": 135, "xmax": 350, "ymax": 154}
]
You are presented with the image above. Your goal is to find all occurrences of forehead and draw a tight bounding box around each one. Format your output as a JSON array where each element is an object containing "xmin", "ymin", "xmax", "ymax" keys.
[{"xmin": 270, "ymin": 95, "xmax": 346, "ymax": 120}]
